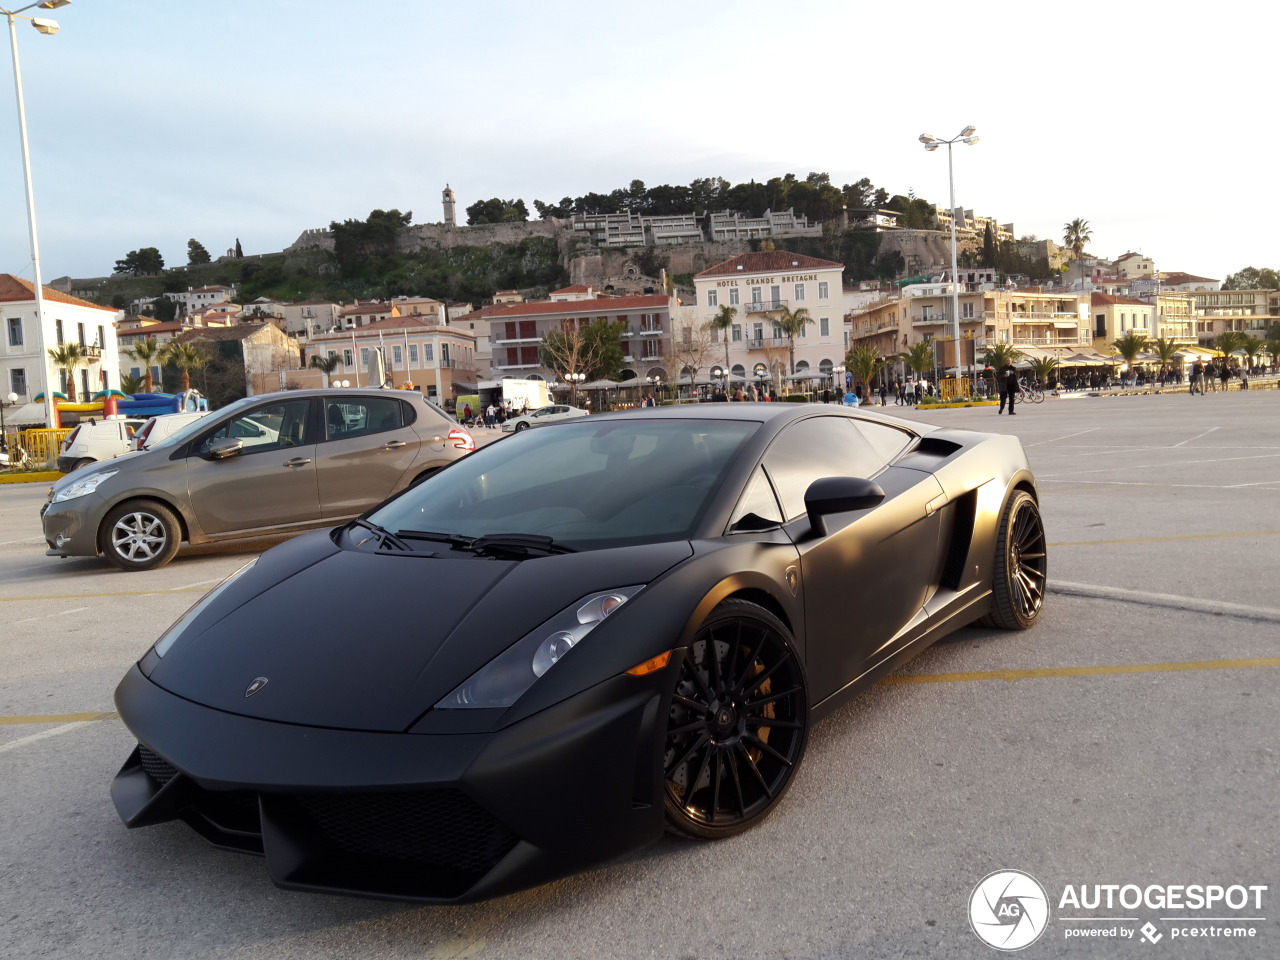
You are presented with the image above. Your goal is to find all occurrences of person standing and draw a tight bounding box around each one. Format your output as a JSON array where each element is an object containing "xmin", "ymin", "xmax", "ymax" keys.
[
  {"xmin": 998, "ymin": 360, "xmax": 1019, "ymax": 415},
  {"xmin": 1190, "ymin": 359, "xmax": 1203, "ymax": 395},
  {"xmin": 981, "ymin": 363, "xmax": 997, "ymax": 399}
]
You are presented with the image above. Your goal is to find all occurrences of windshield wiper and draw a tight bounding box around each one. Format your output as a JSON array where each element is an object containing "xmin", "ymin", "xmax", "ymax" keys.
[
  {"xmin": 468, "ymin": 533, "xmax": 576, "ymax": 559},
  {"xmin": 350, "ymin": 518, "xmax": 412, "ymax": 552},
  {"xmin": 391, "ymin": 530, "xmax": 576, "ymax": 560}
]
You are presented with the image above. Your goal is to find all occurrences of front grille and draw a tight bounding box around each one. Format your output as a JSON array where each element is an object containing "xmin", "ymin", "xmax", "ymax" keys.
[
  {"xmin": 294, "ymin": 789, "xmax": 518, "ymax": 876},
  {"xmin": 137, "ymin": 743, "xmax": 179, "ymax": 786}
]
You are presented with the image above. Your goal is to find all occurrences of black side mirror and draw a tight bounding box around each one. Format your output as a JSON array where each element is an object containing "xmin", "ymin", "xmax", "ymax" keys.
[{"xmin": 805, "ymin": 476, "xmax": 885, "ymax": 536}]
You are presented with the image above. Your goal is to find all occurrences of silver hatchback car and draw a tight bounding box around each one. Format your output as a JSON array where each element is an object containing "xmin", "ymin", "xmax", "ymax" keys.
[{"xmin": 41, "ymin": 388, "xmax": 475, "ymax": 571}]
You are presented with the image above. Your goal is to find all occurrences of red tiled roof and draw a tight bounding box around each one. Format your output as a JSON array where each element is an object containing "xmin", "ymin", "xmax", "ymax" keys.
[
  {"xmin": 694, "ymin": 251, "xmax": 844, "ymax": 279},
  {"xmin": 1091, "ymin": 291, "xmax": 1149, "ymax": 307},
  {"xmin": 550, "ymin": 284, "xmax": 593, "ymax": 294},
  {"xmin": 1159, "ymin": 272, "xmax": 1217, "ymax": 284},
  {"xmin": 0, "ymin": 274, "xmax": 118, "ymax": 313},
  {"xmin": 486, "ymin": 295, "xmax": 670, "ymax": 318},
  {"xmin": 358, "ymin": 314, "xmax": 453, "ymax": 334}
]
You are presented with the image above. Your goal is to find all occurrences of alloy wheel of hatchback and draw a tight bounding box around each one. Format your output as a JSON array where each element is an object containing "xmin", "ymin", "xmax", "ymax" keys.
[
  {"xmin": 101, "ymin": 500, "xmax": 181, "ymax": 571},
  {"xmin": 664, "ymin": 599, "xmax": 808, "ymax": 839}
]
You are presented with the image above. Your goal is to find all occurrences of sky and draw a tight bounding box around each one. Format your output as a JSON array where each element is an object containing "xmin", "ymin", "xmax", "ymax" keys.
[{"xmin": 0, "ymin": 0, "xmax": 1271, "ymax": 286}]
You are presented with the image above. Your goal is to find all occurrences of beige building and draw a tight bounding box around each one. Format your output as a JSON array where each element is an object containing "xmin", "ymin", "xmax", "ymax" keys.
[
  {"xmin": 687, "ymin": 251, "xmax": 848, "ymax": 386},
  {"xmin": 1090, "ymin": 292, "xmax": 1155, "ymax": 346},
  {"xmin": 1189, "ymin": 288, "xmax": 1277, "ymax": 345},
  {"xmin": 305, "ymin": 314, "xmax": 477, "ymax": 403}
]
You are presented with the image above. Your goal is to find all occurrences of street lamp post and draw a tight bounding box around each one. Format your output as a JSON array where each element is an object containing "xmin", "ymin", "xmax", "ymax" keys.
[
  {"xmin": 1, "ymin": 390, "xmax": 17, "ymax": 456},
  {"xmin": 646, "ymin": 374, "xmax": 661, "ymax": 404},
  {"xmin": 4, "ymin": 0, "xmax": 68, "ymax": 439},
  {"xmin": 565, "ymin": 371, "xmax": 584, "ymax": 406},
  {"xmin": 832, "ymin": 365, "xmax": 846, "ymax": 403},
  {"xmin": 919, "ymin": 126, "xmax": 979, "ymax": 382}
]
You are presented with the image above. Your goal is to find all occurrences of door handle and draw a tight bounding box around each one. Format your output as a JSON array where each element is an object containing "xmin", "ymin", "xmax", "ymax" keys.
[
  {"xmin": 382, "ymin": 440, "xmax": 408, "ymax": 449},
  {"xmin": 283, "ymin": 457, "xmax": 312, "ymax": 467}
]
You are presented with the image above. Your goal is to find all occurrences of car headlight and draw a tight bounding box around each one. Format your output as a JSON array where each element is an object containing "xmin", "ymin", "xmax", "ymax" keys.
[
  {"xmin": 436, "ymin": 586, "xmax": 643, "ymax": 709},
  {"xmin": 152, "ymin": 559, "xmax": 258, "ymax": 657},
  {"xmin": 51, "ymin": 468, "xmax": 119, "ymax": 503}
]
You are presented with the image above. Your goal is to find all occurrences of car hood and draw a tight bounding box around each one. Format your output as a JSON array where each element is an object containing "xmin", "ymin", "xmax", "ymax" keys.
[{"xmin": 145, "ymin": 534, "xmax": 693, "ymax": 732}]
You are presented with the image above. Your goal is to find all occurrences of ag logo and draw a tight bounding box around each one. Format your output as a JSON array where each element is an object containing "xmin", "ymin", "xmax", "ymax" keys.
[{"xmin": 969, "ymin": 869, "xmax": 1050, "ymax": 951}]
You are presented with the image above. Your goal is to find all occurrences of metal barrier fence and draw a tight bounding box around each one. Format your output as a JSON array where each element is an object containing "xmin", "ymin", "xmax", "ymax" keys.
[{"xmin": 4, "ymin": 428, "xmax": 71, "ymax": 469}]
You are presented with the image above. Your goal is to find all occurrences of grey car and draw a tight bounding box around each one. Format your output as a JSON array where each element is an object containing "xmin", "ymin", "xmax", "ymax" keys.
[{"xmin": 41, "ymin": 388, "xmax": 475, "ymax": 571}]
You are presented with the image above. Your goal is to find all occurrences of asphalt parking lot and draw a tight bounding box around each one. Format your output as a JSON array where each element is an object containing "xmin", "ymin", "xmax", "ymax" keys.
[{"xmin": 1, "ymin": 393, "xmax": 1276, "ymax": 959}]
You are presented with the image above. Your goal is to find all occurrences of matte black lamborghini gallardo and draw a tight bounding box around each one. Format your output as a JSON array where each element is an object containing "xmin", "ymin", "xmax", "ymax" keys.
[{"xmin": 112, "ymin": 403, "xmax": 1046, "ymax": 903}]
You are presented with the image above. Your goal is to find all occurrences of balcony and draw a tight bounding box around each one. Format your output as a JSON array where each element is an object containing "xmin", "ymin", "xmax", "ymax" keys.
[
  {"xmin": 745, "ymin": 299, "xmax": 787, "ymax": 314},
  {"xmin": 744, "ymin": 337, "xmax": 788, "ymax": 350}
]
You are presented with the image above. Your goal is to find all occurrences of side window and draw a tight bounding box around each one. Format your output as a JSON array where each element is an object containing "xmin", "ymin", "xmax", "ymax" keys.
[
  {"xmin": 729, "ymin": 466, "xmax": 784, "ymax": 532},
  {"xmin": 763, "ymin": 417, "xmax": 886, "ymax": 521},
  {"xmin": 200, "ymin": 399, "xmax": 312, "ymax": 456},
  {"xmin": 857, "ymin": 421, "xmax": 915, "ymax": 463},
  {"xmin": 324, "ymin": 397, "xmax": 403, "ymax": 440}
]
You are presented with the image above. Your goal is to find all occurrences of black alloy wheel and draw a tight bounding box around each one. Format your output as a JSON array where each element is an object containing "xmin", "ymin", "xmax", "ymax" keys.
[
  {"xmin": 515, "ymin": 421, "xmax": 530, "ymax": 431},
  {"xmin": 984, "ymin": 490, "xmax": 1047, "ymax": 630},
  {"xmin": 664, "ymin": 599, "xmax": 808, "ymax": 839}
]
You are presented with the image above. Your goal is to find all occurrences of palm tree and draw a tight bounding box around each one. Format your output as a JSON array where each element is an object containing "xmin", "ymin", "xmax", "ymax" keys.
[
  {"xmin": 983, "ymin": 343, "xmax": 1026, "ymax": 369},
  {"xmin": 771, "ymin": 304, "xmax": 812, "ymax": 375},
  {"xmin": 1062, "ymin": 219, "xmax": 1092, "ymax": 260},
  {"xmin": 126, "ymin": 337, "xmax": 166, "ymax": 392},
  {"xmin": 1029, "ymin": 356, "xmax": 1059, "ymax": 387},
  {"xmin": 162, "ymin": 341, "xmax": 211, "ymax": 392},
  {"xmin": 1149, "ymin": 337, "xmax": 1182, "ymax": 382},
  {"xmin": 1213, "ymin": 331, "xmax": 1246, "ymax": 370},
  {"xmin": 846, "ymin": 345, "xmax": 887, "ymax": 397},
  {"xmin": 119, "ymin": 371, "xmax": 146, "ymax": 395},
  {"xmin": 706, "ymin": 304, "xmax": 737, "ymax": 383},
  {"xmin": 902, "ymin": 341, "xmax": 935, "ymax": 377},
  {"xmin": 1241, "ymin": 335, "xmax": 1264, "ymax": 373},
  {"xmin": 47, "ymin": 342, "xmax": 89, "ymax": 401},
  {"xmin": 1111, "ymin": 331, "xmax": 1149, "ymax": 375},
  {"xmin": 309, "ymin": 352, "xmax": 343, "ymax": 387}
]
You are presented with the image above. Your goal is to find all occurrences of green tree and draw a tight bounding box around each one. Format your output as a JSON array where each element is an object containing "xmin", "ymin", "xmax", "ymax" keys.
[
  {"xmin": 152, "ymin": 296, "xmax": 179, "ymax": 322},
  {"xmin": 1062, "ymin": 219, "xmax": 1092, "ymax": 260},
  {"xmin": 47, "ymin": 342, "xmax": 89, "ymax": 401},
  {"xmin": 187, "ymin": 239, "xmax": 211, "ymax": 266},
  {"xmin": 1149, "ymin": 336, "xmax": 1182, "ymax": 377},
  {"xmin": 983, "ymin": 343, "xmax": 1026, "ymax": 369},
  {"xmin": 162, "ymin": 340, "xmax": 212, "ymax": 392},
  {"xmin": 466, "ymin": 198, "xmax": 529, "ymax": 224},
  {"xmin": 119, "ymin": 371, "xmax": 146, "ymax": 395},
  {"xmin": 1213, "ymin": 330, "xmax": 1246, "ymax": 366},
  {"xmin": 707, "ymin": 304, "xmax": 737, "ymax": 379},
  {"xmin": 1111, "ymin": 330, "xmax": 1149, "ymax": 369},
  {"xmin": 1240, "ymin": 335, "xmax": 1264, "ymax": 371},
  {"xmin": 126, "ymin": 337, "xmax": 166, "ymax": 392},
  {"xmin": 234, "ymin": 238, "xmax": 243, "ymax": 258},
  {"xmin": 539, "ymin": 318, "xmax": 625, "ymax": 383},
  {"xmin": 328, "ymin": 209, "xmax": 413, "ymax": 277},
  {"xmin": 982, "ymin": 223, "xmax": 996, "ymax": 266},
  {"xmin": 770, "ymin": 304, "xmax": 812, "ymax": 374},
  {"xmin": 902, "ymin": 340, "xmax": 936, "ymax": 377},
  {"xmin": 846, "ymin": 344, "xmax": 887, "ymax": 393},
  {"xmin": 1030, "ymin": 355, "xmax": 1059, "ymax": 385},
  {"xmin": 309, "ymin": 351, "xmax": 342, "ymax": 387},
  {"xmin": 114, "ymin": 247, "xmax": 165, "ymax": 275},
  {"xmin": 1222, "ymin": 266, "xmax": 1280, "ymax": 290}
]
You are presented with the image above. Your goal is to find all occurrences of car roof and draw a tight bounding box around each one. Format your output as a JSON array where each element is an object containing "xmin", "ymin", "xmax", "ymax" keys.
[{"xmin": 588, "ymin": 402, "xmax": 932, "ymax": 432}]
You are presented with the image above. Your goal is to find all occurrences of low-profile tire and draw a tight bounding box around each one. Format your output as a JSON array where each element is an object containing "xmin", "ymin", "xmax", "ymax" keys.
[
  {"xmin": 983, "ymin": 489, "xmax": 1047, "ymax": 630},
  {"xmin": 515, "ymin": 421, "xmax": 530, "ymax": 431},
  {"xmin": 664, "ymin": 598, "xmax": 808, "ymax": 840},
  {"xmin": 71, "ymin": 458, "xmax": 94, "ymax": 471},
  {"xmin": 100, "ymin": 500, "xmax": 181, "ymax": 571}
]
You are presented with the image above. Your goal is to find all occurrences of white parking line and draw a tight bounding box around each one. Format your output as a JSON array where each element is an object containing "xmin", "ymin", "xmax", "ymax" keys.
[
  {"xmin": 0, "ymin": 721, "xmax": 93, "ymax": 755},
  {"xmin": 0, "ymin": 536, "xmax": 44, "ymax": 546},
  {"xmin": 1173, "ymin": 426, "xmax": 1220, "ymax": 447},
  {"xmin": 1027, "ymin": 428, "xmax": 1098, "ymax": 447}
]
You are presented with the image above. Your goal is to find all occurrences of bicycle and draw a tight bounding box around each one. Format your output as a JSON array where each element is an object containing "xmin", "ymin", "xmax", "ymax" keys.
[{"xmin": 1016, "ymin": 378, "xmax": 1045, "ymax": 404}]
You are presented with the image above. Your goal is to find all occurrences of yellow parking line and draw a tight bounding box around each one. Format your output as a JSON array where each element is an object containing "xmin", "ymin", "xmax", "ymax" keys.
[
  {"xmin": 1, "ymin": 711, "xmax": 118, "ymax": 725},
  {"xmin": 1050, "ymin": 530, "xmax": 1280, "ymax": 547},
  {"xmin": 882, "ymin": 657, "xmax": 1280, "ymax": 686},
  {"xmin": 0, "ymin": 587, "xmax": 207, "ymax": 603}
]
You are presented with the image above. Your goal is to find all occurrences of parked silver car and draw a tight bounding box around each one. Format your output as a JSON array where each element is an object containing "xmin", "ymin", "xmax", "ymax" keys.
[
  {"xmin": 500, "ymin": 404, "xmax": 589, "ymax": 433},
  {"xmin": 41, "ymin": 389, "xmax": 475, "ymax": 571}
]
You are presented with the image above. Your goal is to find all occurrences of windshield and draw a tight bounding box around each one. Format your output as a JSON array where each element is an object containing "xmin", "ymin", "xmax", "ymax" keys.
[{"xmin": 368, "ymin": 417, "xmax": 758, "ymax": 550}]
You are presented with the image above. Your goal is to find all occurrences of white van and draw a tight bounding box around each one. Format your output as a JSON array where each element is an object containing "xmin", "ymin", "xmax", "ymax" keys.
[{"xmin": 131, "ymin": 411, "xmax": 212, "ymax": 451}]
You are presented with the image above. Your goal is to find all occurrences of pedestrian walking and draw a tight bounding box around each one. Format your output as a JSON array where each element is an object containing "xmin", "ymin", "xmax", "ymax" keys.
[{"xmin": 1190, "ymin": 360, "xmax": 1203, "ymax": 395}]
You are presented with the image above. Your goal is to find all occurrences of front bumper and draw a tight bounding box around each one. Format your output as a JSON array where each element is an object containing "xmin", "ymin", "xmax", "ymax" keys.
[
  {"xmin": 40, "ymin": 495, "xmax": 103, "ymax": 558},
  {"xmin": 111, "ymin": 661, "xmax": 675, "ymax": 903}
]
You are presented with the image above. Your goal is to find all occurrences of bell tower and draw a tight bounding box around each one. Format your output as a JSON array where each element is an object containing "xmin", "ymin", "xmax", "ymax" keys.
[{"xmin": 442, "ymin": 184, "xmax": 456, "ymax": 227}]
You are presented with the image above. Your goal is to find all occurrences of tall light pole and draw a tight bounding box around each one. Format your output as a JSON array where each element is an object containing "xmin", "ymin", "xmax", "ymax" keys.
[
  {"xmin": 919, "ymin": 125, "xmax": 979, "ymax": 380},
  {"xmin": 4, "ymin": 0, "xmax": 68, "ymax": 436}
]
